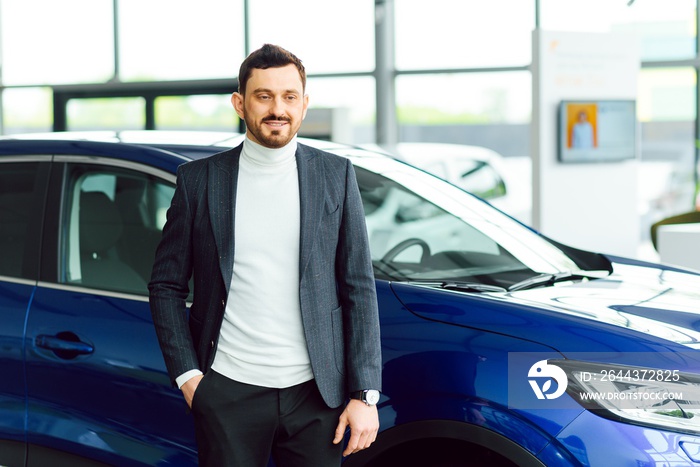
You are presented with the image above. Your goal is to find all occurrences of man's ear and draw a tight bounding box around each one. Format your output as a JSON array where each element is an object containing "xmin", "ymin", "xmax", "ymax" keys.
[
  {"xmin": 231, "ymin": 92, "xmax": 245, "ymax": 119},
  {"xmin": 301, "ymin": 94, "xmax": 309, "ymax": 120}
]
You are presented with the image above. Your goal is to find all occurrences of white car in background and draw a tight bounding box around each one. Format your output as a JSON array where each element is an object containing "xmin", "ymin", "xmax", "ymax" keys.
[{"xmin": 364, "ymin": 142, "xmax": 532, "ymax": 224}]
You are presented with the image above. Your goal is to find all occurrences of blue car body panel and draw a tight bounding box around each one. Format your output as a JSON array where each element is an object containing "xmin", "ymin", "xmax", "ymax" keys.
[
  {"xmin": 24, "ymin": 287, "xmax": 197, "ymax": 465},
  {"xmin": 0, "ymin": 282, "xmax": 34, "ymax": 449}
]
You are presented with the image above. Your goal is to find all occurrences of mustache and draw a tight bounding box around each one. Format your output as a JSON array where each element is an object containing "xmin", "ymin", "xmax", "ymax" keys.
[{"xmin": 263, "ymin": 115, "xmax": 291, "ymax": 122}]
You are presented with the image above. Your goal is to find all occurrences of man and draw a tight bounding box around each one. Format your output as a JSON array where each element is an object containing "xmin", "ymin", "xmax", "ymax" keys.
[
  {"xmin": 571, "ymin": 110, "xmax": 594, "ymax": 149},
  {"xmin": 149, "ymin": 44, "xmax": 382, "ymax": 466}
]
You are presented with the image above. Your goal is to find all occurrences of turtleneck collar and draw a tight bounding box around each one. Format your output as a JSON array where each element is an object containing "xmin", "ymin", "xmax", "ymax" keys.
[{"xmin": 241, "ymin": 136, "xmax": 298, "ymax": 168}]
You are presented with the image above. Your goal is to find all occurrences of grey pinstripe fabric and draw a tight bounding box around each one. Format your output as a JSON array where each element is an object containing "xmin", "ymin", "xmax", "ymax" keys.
[{"xmin": 149, "ymin": 142, "xmax": 381, "ymax": 408}]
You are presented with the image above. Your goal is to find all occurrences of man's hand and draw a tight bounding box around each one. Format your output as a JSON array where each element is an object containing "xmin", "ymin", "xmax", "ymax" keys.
[
  {"xmin": 181, "ymin": 374, "xmax": 204, "ymax": 409},
  {"xmin": 332, "ymin": 399, "xmax": 379, "ymax": 457}
]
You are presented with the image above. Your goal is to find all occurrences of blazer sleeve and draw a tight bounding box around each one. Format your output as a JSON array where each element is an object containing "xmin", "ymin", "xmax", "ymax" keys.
[
  {"xmin": 148, "ymin": 163, "xmax": 199, "ymax": 385},
  {"xmin": 336, "ymin": 158, "xmax": 383, "ymax": 393}
]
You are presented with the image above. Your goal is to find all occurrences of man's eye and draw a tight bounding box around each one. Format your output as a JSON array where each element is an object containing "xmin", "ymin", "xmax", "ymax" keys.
[{"xmin": 286, "ymin": 95, "xmax": 297, "ymax": 100}]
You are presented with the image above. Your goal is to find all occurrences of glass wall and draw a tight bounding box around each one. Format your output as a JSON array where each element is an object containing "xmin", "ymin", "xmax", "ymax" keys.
[
  {"xmin": 395, "ymin": 0, "xmax": 535, "ymax": 69},
  {"xmin": 155, "ymin": 95, "xmax": 238, "ymax": 132},
  {"xmin": 67, "ymin": 98, "xmax": 146, "ymax": 131},
  {"xmin": 247, "ymin": 0, "xmax": 375, "ymax": 74},
  {"xmin": 117, "ymin": 0, "xmax": 245, "ymax": 82},
  {"xmin": 304, "ymin": 77, "xmax": 377, "ymax": 144},
  {"xmin": 540, "ymin": 0, "xmax": 697, "ymax": 61},
  {"xmin": 395, "ymin": 72, "xmax": 531, "ymax": 157},
  {"xmin": 637, "ymin": 68, "xmax": 697, "ymax": 235},
  {"xmin": 2, "ymin": 88, "xmax": 53, "ymax": 134},
  {"xmin": 1, "ymin": 0, "xmax": 114, "ymax": 86}
]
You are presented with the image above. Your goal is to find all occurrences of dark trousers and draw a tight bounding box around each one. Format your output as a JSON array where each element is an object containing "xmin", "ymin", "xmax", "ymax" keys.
[{"xmin": 191, "ymin": 370, "xmax": 344, "ymax": 467}]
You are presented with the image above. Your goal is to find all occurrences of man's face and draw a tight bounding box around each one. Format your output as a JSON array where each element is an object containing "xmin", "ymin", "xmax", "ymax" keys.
[{"xmin": 232, "ymin": 64, "xmax": 309, "ymax": 149}]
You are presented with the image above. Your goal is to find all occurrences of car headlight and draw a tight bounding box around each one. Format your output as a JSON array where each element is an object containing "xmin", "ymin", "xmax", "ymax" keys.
[{"xmin": 554, "ymin": 359, "xmax": 700, "ymax": 435}]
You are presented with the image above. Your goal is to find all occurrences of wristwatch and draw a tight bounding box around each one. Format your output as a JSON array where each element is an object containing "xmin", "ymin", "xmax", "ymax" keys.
[{"xmin": 350, "ymin": 389, "xmax": 380, "ymax": 406}]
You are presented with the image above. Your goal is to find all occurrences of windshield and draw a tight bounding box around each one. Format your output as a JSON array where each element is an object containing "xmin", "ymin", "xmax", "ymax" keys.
[{"xmin": 352, "ymin": 157, "xmax": 589, "ymax": 290}]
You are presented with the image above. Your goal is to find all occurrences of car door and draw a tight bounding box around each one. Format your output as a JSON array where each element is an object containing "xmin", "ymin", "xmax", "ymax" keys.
[
  {"xmin": 24, "ymin": 155, "xmax": 197, "ymax": 466},
  {"xmin": 0, "ymin": 157, "xmax": 50, "ymax": 467}
]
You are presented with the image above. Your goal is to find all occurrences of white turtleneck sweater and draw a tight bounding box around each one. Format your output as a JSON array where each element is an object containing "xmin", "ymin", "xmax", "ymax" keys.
[{"xmin": 208, "ymin": 137, "xmax": 313, "ymax": 388}]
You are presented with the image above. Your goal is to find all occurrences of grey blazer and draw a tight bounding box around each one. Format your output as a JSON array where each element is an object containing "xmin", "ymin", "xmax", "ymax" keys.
[{"xmin": 148, "ymin": 142, "xmax": 382, "ymax": 408}]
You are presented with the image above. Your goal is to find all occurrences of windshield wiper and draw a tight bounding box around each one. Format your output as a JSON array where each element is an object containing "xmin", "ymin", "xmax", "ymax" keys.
[
  {"xmin": 508, "ymin": 271, "xmax": 608, "ymax": 292},
  {"xmin": 408, "ymin": 280, "xmax": 507, "ymax": 293}
]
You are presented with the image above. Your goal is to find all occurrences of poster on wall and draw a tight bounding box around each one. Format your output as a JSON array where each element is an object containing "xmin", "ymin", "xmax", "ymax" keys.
[{"xmin": 558, "ymin": 100, "xmax": 637, "ymax": 163}]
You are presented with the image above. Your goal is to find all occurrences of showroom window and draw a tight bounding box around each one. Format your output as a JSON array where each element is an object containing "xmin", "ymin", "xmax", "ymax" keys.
[
  {"xmin": 117, "ymin": 0, "xmax": 245, "ymax": 82},
  {"xmin": 155, "ymin": 95, "xmax": 238, "ymax": 131},
  {"xmin": 395, "ymin": 71, "xmax": 531, "ymax": 157},
  {"xmin": 304, "ymin": 77, "xmax": 377, "ymax": 144},
  {"xmin": 395, "ymin": 0, "xmax": 535, "ymax": 70},
  {"xmin": 540, "ymin": 0, "xmax": 697, "ymax": 61},
  {"xmin": 0, "ymin": 0, "xmax": 114, "ymax": 86},
  {"xmin": 638, "ymin": 67, "xmax": 698, "ymax": 222},
  {"xmin": 67, "ymin": 98, "xmax": 146, "ymax": 131},
  {"xmin": 247, "ymin": 0, "xmax": 375, "ymax": 73},
  {"xmin": 2, "ymin": 88, "xmax": 53, "ymax": 135}
]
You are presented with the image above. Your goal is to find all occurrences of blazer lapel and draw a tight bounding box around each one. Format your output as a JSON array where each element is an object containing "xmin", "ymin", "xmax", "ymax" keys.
[
  {"xmin": 208, "ymin": 145, "xmax": 241, "ymax": 290},
  {"xmin": 297, "ymin": 145, "xmax": 324, "ymax": 280}
]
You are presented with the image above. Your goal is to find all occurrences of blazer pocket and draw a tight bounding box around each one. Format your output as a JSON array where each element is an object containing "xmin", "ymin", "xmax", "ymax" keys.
[
  {"xmin": 321, "ymin": 200, "xmax": 341, "ymax": 240},
  {"xmin": 325, "ymin": 199, "xmax": 340, "ymax": 215},
  {"xmin": 330, "ymin": 305, "xmax": 346, "ymax": 375}
]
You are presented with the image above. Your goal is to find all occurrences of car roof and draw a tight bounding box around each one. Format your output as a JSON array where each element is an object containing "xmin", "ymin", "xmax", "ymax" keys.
[
  {"xmin": 0, "ymin": 130, "xmax": 370, "ymax": 159},
  {"xmin": 0, "ymin": 130, "xmax": 239, "ymax": 147},
  {"xmin": 0, "ymin": 130, "xmax": 394, "ymax": 175},
  {"xmin": 363, "ymin": 142, "xmax": 504, "ymax": 163}
]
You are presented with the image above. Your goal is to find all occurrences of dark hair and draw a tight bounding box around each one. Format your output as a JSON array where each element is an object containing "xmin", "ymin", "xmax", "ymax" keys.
[{"xmin": 237, "ymin": 44, "xmax": 306, "ymax": 95}]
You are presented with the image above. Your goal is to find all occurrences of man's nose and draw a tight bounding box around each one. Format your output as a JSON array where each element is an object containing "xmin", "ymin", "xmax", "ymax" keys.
[{"xmin": 270, "ymin": 97, "xmax": 286, "ymax": 117}]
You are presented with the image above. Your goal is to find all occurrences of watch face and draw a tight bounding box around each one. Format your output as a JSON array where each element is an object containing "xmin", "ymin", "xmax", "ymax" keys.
[{"xmin": 365, "ymin": 390, "xmax": 380, "ymax": 405}]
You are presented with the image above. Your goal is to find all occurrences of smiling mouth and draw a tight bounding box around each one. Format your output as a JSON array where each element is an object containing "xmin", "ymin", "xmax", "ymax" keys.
[{"xmin": 263, "ymin": 116, "xmax": 290, "ymax": 128}]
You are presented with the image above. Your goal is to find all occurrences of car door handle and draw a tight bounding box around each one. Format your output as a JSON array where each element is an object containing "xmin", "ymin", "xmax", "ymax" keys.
[{"xmin": 35, "ymin": 332, "xmax": 94, "ymax": 359}]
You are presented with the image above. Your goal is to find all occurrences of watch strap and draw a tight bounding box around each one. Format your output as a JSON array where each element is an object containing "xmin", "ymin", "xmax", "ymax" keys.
[{"xmin": 350, "ymin": 389, "xmax": 379, "ymax": 405}]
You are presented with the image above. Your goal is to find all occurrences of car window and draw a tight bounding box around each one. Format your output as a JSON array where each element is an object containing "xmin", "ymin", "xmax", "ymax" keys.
[
  {"xmin": 457, "ymin": 161, "xmax": 506, "ymax": 199},
  {"xmin": 356, "ymin": 166, "xmax": 532, "ymax": 287},
  {"xmin": 0, "ymin": 162, "xmax": 48, "ymax": 279},
  {"xmin": 60, "ymin": 163, "xmax": 174, "ymax": 295}
]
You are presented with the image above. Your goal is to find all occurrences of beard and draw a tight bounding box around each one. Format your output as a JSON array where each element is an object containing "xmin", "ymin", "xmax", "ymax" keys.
[{"xmin": 244, "ymin": 114, "xmax": 298, "ymax": 149}]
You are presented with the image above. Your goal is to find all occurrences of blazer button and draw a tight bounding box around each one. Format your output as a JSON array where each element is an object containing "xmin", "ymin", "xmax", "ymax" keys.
[{"xmin": 211, "ymin": 340, "xmax": 215, "ymax": 348}]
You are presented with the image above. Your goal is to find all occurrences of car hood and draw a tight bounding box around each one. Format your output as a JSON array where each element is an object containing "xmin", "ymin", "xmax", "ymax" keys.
[
  {"xmin": 512, "ymin": 262, "xmax": 700, "ymax": 345},
  {"xmin": 391, "ymin": 261, "xmax": 700, "ymax": 351}
]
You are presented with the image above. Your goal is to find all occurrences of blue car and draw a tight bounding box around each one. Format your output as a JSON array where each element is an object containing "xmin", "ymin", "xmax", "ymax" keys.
[{"xmin": 2, "ymin": 131, "xmax": 700, "ymax": 467}]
